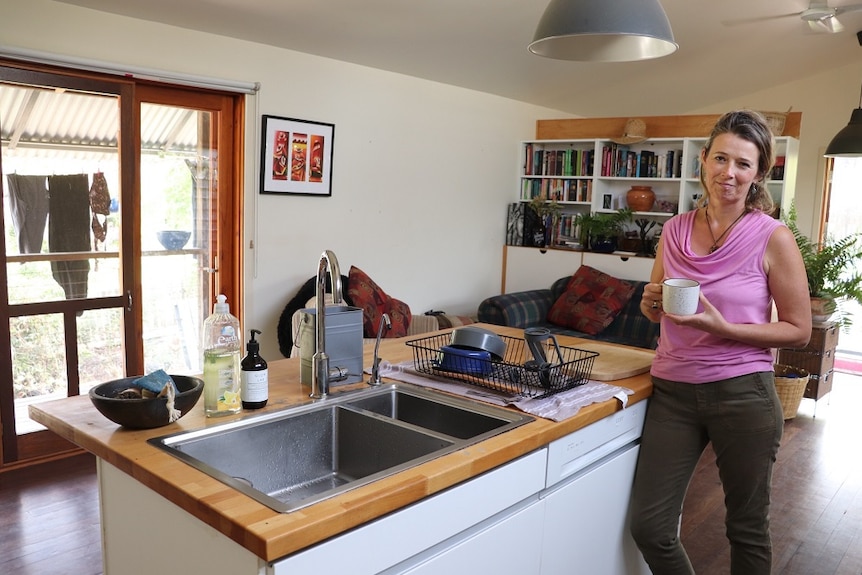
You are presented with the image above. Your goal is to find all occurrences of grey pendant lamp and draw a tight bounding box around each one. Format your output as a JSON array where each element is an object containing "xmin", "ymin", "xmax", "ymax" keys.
[
  {"xmin": 529, "ymin": 0, "xmax": 678, "ymax": 62},
  {"xmin": 824, "ymin": 81, "xmax": 862, "ymax": 157}
]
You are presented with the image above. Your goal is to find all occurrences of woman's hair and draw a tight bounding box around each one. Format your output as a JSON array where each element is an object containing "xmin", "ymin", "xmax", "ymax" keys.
[{"xmin": 697, "ymin": 109, "xmax": 776, "ymax": 213}]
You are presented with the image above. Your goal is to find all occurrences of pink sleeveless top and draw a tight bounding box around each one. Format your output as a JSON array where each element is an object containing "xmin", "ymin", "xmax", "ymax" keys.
[{"xmin": 651, "ymin": 209, "xmax": 783, "ymax": 383}]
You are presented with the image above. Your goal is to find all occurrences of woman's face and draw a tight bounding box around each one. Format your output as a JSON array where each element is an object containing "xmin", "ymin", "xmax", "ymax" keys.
[{"xmin": 701, "ymin": 133, "xmax": 761, "ymax": 206}]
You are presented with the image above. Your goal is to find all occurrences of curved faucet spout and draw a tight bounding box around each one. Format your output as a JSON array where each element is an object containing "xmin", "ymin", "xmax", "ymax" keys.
[
  {"xmin": 368, "ymin": 313, "xmax": 391, "ymax": 386},
  {"xmin": 311, "ymin": 250, "xmax": 342, "ymax": 399}
]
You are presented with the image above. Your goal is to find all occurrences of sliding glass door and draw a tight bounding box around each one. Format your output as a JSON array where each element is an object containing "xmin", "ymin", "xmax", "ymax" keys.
[{"xmin": 0, "ymin": 63, "xmax": 242, "ymax": 465}]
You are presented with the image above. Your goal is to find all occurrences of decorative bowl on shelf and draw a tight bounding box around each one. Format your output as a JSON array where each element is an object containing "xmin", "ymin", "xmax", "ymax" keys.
[
  {"xmin": 626, "ymin": 186, "xmax": 656, "ymax": 212},
  {"xmin": 156, "ymin": 230, "xmax": 191, "ymax": 250},
  {"xmin": 89, "ymin": 375, "xmax": 204, "ymax": 429}
]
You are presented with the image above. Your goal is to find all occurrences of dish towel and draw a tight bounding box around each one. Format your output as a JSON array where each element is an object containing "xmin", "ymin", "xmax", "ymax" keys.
[{"xmin": 373, "ymin": 360, "xmax": 633, "ymax": 422}]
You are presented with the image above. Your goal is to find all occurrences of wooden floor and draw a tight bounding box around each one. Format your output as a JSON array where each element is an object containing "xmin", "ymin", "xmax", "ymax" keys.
[
  {"xmin": 1, "ymin": 373, "xmax": 860, "ymax": 574},
  {"xmin": 0, "ymin": 452, "xmax": 101, "ymax": 575}
]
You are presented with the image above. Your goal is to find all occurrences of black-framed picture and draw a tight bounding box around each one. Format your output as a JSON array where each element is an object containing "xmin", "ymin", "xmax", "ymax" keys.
[{"xmin": 260, "ymin": 115, "xmax": 334, "ymax": 196}]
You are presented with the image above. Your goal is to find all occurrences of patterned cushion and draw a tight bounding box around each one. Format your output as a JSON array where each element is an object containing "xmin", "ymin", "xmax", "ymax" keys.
[
  {"xmin": 546, "ymin": 265, "xmax": 636, "ymax": 335},
  {"xmin": 347, "ymin": 266, "xmax": 412, "ymax": 338}
]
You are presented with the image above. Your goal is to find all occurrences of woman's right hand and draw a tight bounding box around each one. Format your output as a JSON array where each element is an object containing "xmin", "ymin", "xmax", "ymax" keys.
[{"xmin": 640, "ymin": 282, "xmax": 663, "ymax": 321}]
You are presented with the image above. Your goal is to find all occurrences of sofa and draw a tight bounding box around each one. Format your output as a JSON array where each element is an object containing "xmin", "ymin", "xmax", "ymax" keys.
[{"xmin": 477, "ymin": 269, "xmax": 659, "ymax": 350}]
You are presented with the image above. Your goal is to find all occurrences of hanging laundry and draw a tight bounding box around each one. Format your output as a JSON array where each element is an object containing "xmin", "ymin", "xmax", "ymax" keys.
[
  {"xmin": 89, "ymin": 172, "xmax": 110, "ymax": 250},
  {"xmin": 48, "ymin": 174, "xmax": 91, "ymax": 303},
  {"xmin": 6, "ymin": 174, "xmax": 49, "ymax": 254}
]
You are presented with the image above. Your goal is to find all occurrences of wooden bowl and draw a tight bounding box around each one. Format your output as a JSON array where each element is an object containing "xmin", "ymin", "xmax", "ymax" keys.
[{"xmin": 89, "ymin": 375, "xmax": 204, "ymax": 429}]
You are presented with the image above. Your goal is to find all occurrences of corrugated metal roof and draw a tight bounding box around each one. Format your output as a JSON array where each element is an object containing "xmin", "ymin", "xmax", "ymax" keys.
[{"xmin": 0, "ymin": 83, "xmax": 202, "ymax": 160}]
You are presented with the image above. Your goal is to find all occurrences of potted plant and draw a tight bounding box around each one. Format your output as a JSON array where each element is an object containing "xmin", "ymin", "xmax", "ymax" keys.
[
  {"xmin": 575, "ymin": 208, "xmax": 632, "ymax": 253},
  {"xmin": 633, "ymin": 218, "xmax": 660, "ymax": 256},
  {"xmin": 528, "ymin": 196, "xmax": 563, "ymax": 247},
  {"xmin": 785, "ymin": 201, "xmax": 862, "ymax": 327}
]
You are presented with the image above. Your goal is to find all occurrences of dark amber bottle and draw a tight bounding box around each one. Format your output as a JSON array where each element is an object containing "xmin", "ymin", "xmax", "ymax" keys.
[{"xmin": 240, "ymin": 329, "xmax": 268, "ymax": 409}]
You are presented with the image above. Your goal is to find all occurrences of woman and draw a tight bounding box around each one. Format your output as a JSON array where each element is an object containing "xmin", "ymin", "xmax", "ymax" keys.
[{"xmin": 630, "ymin": 110, "xmax": 811, "ymax": 575}]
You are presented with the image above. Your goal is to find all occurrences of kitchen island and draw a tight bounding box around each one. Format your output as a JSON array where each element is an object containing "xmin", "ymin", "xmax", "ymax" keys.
[{"xmin": 30, "ymin": 324, "xmax": 653, "ymax": 574}]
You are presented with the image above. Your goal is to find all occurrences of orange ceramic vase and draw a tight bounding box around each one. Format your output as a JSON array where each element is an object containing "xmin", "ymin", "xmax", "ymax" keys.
[{"xmin": 626, "ymin": 185, "xmax": 656, "ymax": 212}]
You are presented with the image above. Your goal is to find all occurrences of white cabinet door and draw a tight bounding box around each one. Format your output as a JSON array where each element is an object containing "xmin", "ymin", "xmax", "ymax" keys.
[
  {"xmin": 270, "ymin": 450, "xmax": 547, "ymax": 575},
  {"xmin": 581, "ymin": 252, "xmax": 654, "ymax": 282},
  {"xmin": 540, "ymin": 445, "xmax": 651, "ymax": 575},
  {"xmin": 399, "ymin": 501, "xmax": 544, "ymax": 575}
]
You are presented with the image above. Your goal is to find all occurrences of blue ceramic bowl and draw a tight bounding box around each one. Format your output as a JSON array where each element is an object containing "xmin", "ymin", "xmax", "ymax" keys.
[
  {"xmin": 436, "ymin": 345, "xmax": 493, "ymax": 375},
  {"xmin": 156, "ymin": 230, "xmax": 191, "ymax": 250}
]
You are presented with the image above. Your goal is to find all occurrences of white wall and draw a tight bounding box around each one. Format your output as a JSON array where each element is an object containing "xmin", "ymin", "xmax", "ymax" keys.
[{"xmin": 3, "ymin": 0, "xmax": 563, "ymax": 360}]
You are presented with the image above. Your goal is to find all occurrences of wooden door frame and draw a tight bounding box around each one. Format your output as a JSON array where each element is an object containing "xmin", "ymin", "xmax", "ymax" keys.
[
  {"xmin": 0, "ymin": 61, "xmax": 244, "ymax": 467},
  {"xmin": 133, "ymin": 83, "xmax": 244, "ymax": 326}
]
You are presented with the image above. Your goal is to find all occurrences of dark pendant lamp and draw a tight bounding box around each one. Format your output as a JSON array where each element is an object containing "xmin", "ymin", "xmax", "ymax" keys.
[
  {"xmin": 528, "ymin": 0, "xmax": 678, "ymax": 62},
  {"xmin": 824, "ymin": 81, "xmax": 862, "ymax": 157}
]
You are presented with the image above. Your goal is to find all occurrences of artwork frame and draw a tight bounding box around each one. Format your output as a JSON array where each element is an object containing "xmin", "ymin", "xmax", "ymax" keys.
[{"xmin": 260, "ymin": 115, "xmax": 334, "ymax": 196}]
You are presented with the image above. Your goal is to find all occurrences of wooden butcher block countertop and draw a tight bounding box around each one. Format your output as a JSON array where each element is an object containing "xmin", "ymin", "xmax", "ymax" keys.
[{"xmin": 29, "ymin": 324, "xmax": 653, "ymax": 562}]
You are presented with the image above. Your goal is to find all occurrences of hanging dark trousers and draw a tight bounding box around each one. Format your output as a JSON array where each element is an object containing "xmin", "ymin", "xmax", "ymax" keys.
[
  {"xmin": 6, "ymin": 174, "xmax": 49, "ymax": 254},
  {"xmin": 48, "ymin": 175, "xmax": 91, "ymax": 304}
]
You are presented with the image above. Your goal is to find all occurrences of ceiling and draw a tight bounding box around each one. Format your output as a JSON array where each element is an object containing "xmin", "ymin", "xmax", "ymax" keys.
[{"xmin": 52, "ymin": 0, "xmax": 862, "ymax": 117}]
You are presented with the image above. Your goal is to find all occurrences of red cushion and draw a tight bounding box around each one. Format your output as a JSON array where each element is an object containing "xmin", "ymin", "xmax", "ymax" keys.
[
  {"xmin": 546, "ymin": 265, "xmax": 635, "ymax": 335},
  {"xmin": 347, "ymin": 266, "xmax": 412, "ymax": 338}
]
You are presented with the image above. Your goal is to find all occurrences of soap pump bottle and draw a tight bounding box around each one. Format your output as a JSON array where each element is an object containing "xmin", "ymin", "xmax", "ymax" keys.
[
  {"xmin": 241, "ymin": 329, "xmax": 268, "ymax": 409},
  {"xmin": 202, "ymin": 294, "xmax": 242, "ymax": 417}
]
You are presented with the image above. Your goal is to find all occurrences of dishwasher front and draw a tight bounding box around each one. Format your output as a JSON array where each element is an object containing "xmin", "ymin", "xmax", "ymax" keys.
[{"xmin": 540, "ymin": 399, "xmax": 651, "ymax": 575}]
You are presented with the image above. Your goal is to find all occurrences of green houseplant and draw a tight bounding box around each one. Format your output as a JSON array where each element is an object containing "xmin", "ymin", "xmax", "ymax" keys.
[
  {"xmin": 575, "ymin": 208, "xmax": 633, "ymax": 253},
  {"xmin": 785, "ymin": 201, "xmax": 862, "ymax": 327}
]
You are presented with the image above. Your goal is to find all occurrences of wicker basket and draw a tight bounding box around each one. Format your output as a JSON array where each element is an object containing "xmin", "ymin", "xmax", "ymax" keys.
[
  {"xmin": 758, "ymin": 107, "xmax": 791, "ymax": 136},
  {"xmin": 774, "ymin": 363, "xmax": 809, "ymax": 420}
]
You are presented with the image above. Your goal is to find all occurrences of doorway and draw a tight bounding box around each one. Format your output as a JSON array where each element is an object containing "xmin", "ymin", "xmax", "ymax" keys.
[
  {"xmin": 0, "ymin": 62, "xmax": 243, "ymax": 465},
  {"xmin": 822, "ymin": 156, "xmax": 862, "ymax": 360}
]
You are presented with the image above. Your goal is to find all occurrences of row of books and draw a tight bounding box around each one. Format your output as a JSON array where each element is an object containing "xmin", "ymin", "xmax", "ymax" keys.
[
  {"xmin": 505, "ymin": 202, "xmax": 584, "ymax": 248},
  {"xmin": 521, "ymin": 178, "xmax": 593, "ymax": 203},
  {"xmin": 600, "ymin": 145, "xmax": 684, "ymax": 179},
  {"xmin": 771, "ymin": 156, "xmax": 786, "ymax": 181},
  {"xmin": 524, "ymin": 144, "xmax": 595, "ymax": 177},
  {"xmin": 525, "ymin": 145, "xmax": 787, "ymax": 182},
  {"xmin": 557, "ymin": 214, "xmax": 582, "ymax": 240}
]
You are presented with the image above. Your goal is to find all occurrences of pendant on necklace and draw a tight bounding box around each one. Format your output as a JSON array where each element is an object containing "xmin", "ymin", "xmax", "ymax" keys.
[{"xmin": 705, "ymin": 206, "xmax": 747, "ymax": 255}]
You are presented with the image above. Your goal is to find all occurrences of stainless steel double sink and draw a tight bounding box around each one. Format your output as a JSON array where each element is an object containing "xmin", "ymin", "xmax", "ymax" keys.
[{"xmin": 149, "ymin": 383, "xmax": 532, "ymax": 513}]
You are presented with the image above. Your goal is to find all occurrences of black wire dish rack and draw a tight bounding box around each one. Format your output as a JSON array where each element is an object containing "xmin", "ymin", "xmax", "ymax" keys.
[{"xmin": 405, "ymin": 332, "xmax": 598, "ymax": 399}]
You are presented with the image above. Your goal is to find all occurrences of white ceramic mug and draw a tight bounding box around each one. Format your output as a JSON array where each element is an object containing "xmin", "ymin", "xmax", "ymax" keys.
[{"xmin": 662, "ymin": 278, "xmax": 700, "ymax": 315}]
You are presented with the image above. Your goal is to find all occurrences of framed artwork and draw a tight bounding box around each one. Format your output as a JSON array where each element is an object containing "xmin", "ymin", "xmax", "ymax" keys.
[{"xmin": 260, "ymin": 115, "xmax": 334, "ymax": 196}]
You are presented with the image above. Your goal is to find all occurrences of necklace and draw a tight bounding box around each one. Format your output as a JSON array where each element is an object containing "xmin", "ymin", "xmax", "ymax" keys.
[{"xmin": 704, "ymin": 206, "xmax": 747, "ymax": 253}]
